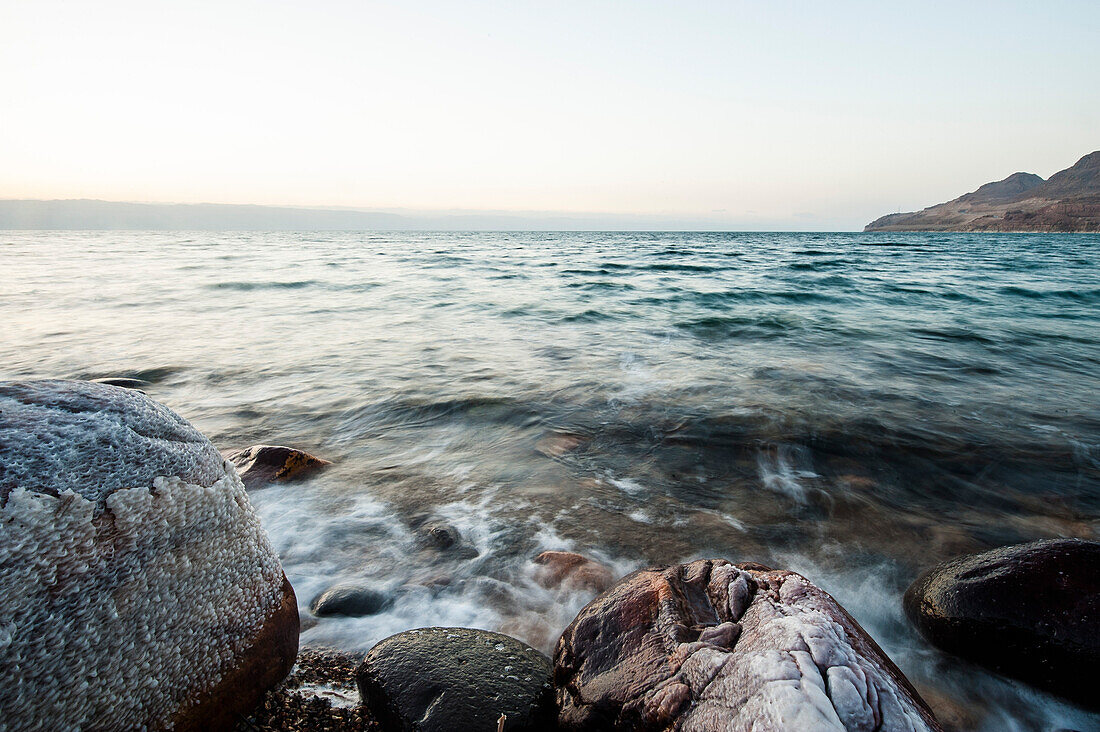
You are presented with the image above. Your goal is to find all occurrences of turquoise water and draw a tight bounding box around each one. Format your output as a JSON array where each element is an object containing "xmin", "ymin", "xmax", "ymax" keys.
[{"xmin": 3, "ymin": 231, "xmax": 1098, "ymax": 729}]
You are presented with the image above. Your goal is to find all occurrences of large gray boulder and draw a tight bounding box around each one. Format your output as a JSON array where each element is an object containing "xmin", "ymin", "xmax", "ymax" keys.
[
  {"xmin": 0, "ymin": 380, "xmax": 298, "ymax": 731},
  {"xmin": 555, "ymin": 559, "xmax": 941, "ymax": 731}
]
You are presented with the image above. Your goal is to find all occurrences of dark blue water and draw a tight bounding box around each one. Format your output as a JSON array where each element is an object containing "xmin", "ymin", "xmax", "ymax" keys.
[{"xmin": 3, "ymin": 230, "xmax": 1098, "ymax": 730}]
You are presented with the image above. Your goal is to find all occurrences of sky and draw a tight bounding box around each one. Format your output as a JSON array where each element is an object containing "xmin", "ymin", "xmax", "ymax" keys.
[{"xmin": 1, "ymin": 0, "xmax": 1098, "ymax": 229}]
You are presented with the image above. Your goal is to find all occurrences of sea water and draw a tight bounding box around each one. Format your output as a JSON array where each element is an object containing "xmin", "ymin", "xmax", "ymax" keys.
[{"xmin": 3, "ymin": 230, "xmax": 1098, "ymax": 730}]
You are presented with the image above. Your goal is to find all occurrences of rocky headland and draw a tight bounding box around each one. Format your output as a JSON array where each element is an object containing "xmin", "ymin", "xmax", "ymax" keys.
[{"xmin": 864, "ymin": 151, "xmax": 1100, "ymax": 232}]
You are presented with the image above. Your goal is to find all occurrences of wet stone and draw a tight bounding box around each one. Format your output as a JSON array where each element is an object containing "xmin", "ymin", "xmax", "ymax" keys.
[
  {"xmin": 356, "ymin": 627, "xmax": 555, "ymax": 732},
  {"xmin": 904, "ymin": 538, "xmax": 1100, "ymax": 707},
  {"xmin": 310, "ymin": 584, "xmax": 394, "ymax": 617},
  {"xmin": 226, "ymin": 444, "xmax": 331, "ymax": 490},
  {"xmin": 410, "ymin": 515, "xmax": 480, "ymax": 558},
  {"xmin": 0, "ymin": 380, "xmax": 298, "ymax": 731}
]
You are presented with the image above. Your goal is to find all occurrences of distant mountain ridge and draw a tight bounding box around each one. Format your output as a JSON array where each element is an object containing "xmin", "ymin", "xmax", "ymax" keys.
[{"xmin": 865, "ymin": 151, "xmax": 1100, "ymax": 232}]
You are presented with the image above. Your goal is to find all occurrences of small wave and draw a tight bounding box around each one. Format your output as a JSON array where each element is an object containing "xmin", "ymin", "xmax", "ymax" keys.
[
  {"xmin": 565, "ymin": 281, "xmax": 636, "ymax": 291},
  {"xmin": 999, "ymin": 286, "xmax": 1100, "ymax": 302},
  {"xmin": 910, "ymin": 327, "xmax": 996, "ymax": 345},
  {"xmin": 561, "ymin": 309, "xmax": 614, "ymax": 323},
  {"xmin": 561, "ymin": 268, "xmax": 631, "ymax": 277},
  {"xmin": 788, "ymin": 260, "xmax": 845, "ymax": 271},
  {"xmin": 675, "ymin": 314, "xmax": 797, "ymax": 340},
  {"xmin": 207, "ymin": 279, "xmax": 320, "ymax": 291},
  {"xmin": 639, "ymin": 263, "xmax": 723, "ymax": 273},
  {"xmin": 336, "ymin": 395, "xmax": 535, "ymax": 437},
  {"xmin": 882, "ymin": 284, "xmax": 982, "ymax": 303}
]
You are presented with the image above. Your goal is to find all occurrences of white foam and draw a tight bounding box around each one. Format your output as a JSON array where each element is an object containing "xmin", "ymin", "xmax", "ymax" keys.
[
  {"xmin": 253, "ymin": 481, "xmax": 638, "ymax": 655},
  {"xmin": 605, "ymin": 474, "xmax": 645, "ymax": 496},
  {"xmin": 756, "ymin": 443, "xmax": 818, "ymax": 503}
]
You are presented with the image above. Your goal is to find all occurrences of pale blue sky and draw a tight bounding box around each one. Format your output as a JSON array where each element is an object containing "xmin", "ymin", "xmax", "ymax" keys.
[{"xmin": 1, "ymin": 1, "xmax": 1097, "ymax": 228}]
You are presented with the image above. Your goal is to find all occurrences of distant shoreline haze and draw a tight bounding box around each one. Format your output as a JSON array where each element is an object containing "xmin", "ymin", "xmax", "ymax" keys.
[
  {"xmin": 5, "ymin": 150, "xmax": 1098, "ymax": 233},
  {"xmin": 0, "ymin": 199, "xmax": 845, "ymax": 232}
]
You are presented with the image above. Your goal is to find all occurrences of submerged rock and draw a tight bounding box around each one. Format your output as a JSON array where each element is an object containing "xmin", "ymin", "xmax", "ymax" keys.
[
  {"xmin": 533, "ymin": 550, "xmax": 615, "ymax": 594},
  {"xmin": 0, "ymin": 380, "xmax": 298, "ymax": 731},
  {"xmin": 904, "ymin": 539, "xmax": 1100, "ymax": 706},
  {"xmin": 356, "ymin": 627, "xmax": 555, "ymax": 732},
  {"xmin": 555, "ymin": 559, "xmax": 940, "ymax": 731},
  {"xmin": 310, "ymin": 584, "xmax": 393, "ymax": 617},
  {"xmin": 409, "ymin": 514, "xmax": 479, "ymax": 558},
  {"xmin": 414, "ymin": 517, "xmax": 462, "ymax": 550},
  {"xmin": 535, "ymin": 432, "xmax": 587, "ymax": 458},
  {"xmin": 226, "ymin": 444, "xmax": 331, "ymax": 490}
]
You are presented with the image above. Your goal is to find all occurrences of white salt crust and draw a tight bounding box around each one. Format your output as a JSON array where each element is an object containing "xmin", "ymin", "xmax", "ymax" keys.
[
  {"xmin": 0, "ymin": 468, "xmax": 283, "ymax": 731},
  {"xmin": 646, "ymin": 566, "xmax": 934, "ymax": 732},
  {"xmin": 0, "ymin": 380, "xmax": 224, "ymax": 503},
  {"xmin": 0, "ymin": 382, "xmax": 285, "ymax": 731}
]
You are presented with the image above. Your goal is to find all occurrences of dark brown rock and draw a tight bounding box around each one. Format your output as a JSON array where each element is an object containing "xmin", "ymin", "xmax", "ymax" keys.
[
  {"xmin": 226, "ymin": 444, "xmax": 331, "ymax": 490},
  {"xmin": 357, "ymin": 627, "xmax": 555, "ymax": 732},
  {"xmin": 533, "ymin": 550, "xmax": 615, "ymax": 594},
  {"xmin": 903, "ymin": 538, "xmax": 1100, "ymax": 706},
  {"xmin": 555, "ymin": 559, "xmax": 941, "ymax": 731}
]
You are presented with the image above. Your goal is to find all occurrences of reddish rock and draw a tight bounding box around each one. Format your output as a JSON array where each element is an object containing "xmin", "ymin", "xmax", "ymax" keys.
[
  {"xmin": 226, "ymin": 445, "xmax": 331, "ymax": 490},
  {"xmin": 555, "ymin": 559, "xmax": 941, "ymax": 731},
  {"xmin": 533, "ymin": 551, "xmax": 615, "ymax": 594}
]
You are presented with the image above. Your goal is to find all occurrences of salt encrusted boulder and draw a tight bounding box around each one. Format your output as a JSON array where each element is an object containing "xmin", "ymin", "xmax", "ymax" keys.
[
  {"xmin": 357, "ymin": 627, "xmax": 555, "ymax": 731},
  {"xmin": 555, "ymin": 560, "xmax": 941, "ymax": 731},
  {"xmin": 533, "ymin": 550, "xmax": 615, "ymax": 594},
  {"xmin": 0, "ymin": 380, "xmax": 299, "ymax": 731},
  {"xmin": 904, "ymin": 539, "xmax": 1100, "ymax": 706},
  {"xmin": 225, "ymin": 444, "xmax": 331, "ymax": 490}
]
